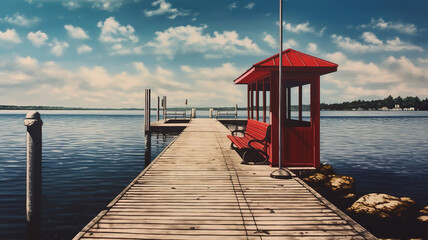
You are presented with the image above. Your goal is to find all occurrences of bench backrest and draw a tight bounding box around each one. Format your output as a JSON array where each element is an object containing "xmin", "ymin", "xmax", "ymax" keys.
[{"xmin": 245, "ymin": 119, "xmax": 271, "ymax": 143}]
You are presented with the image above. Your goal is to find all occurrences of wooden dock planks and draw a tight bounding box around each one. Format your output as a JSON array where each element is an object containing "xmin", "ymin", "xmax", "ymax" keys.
[{"xmin": 74, "ymin": 119, "xmax": 376, "ymax": 240}]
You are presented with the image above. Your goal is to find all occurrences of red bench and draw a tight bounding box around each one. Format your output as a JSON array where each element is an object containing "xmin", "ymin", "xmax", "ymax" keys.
[{"xmin": 227, "ymin": 119, "xmax": 271, "ymax": 164}]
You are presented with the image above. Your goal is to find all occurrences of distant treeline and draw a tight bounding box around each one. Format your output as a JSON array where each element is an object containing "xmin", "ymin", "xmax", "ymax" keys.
[{"xmin": 320, "ymin": 96, "xmax": 428, "ymax": 110}]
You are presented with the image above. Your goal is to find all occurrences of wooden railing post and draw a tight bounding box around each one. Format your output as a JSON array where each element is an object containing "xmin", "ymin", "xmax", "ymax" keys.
[{"xmin": 24, "ymin": 111, "xmax": 43, "ymax": 240}]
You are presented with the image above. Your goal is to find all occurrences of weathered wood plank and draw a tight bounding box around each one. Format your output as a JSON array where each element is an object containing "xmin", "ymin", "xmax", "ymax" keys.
[{"xmin": 74, "ymin": 119, "xmax": 376, "ymax": 240}]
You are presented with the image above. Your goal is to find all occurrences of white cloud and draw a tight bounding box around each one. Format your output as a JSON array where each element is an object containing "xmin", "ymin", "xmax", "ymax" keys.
[
  {"xmin": 77, "ymin": 44, "xmax": 93, "ymax": 54},
  {"xmin": 97, "ymin": 17, "xmax": 140, "ymax": 55},
  {"xmin": 0, "ymin": 13, "xmax": 40, "ymax": 27},
  {"xmin": 283, "ymin": 21, "xmax": 315, "ymax": 33},
  {"xmin": 331, "ymin": 32, "xmax": 423, "ymax": 53},
  {"xmin": 97, "ymin": 17, "xmax": 138, "ymax": 43},
  {"xmin": 359, "ymin": 18, "xmax": 418, "ymax": 35},
  {"xmin": 181, "ymin": 63, "xmax": 245, "ymax": 105},
  {"xmin": 228, "ymin": 2, "xmax": 237, "ymax": 10},
  {"xmin": 244, "ymin": 3, "xmax": 255, "ymax": 10},
  {"xmin": 91, "ymin": 0, "xmax": 122, "ymax": 11},
  {"xmin": 146, "ymin": 25, "xmax": 264, "ymax": 59},
  {"xmin": 65, "ymin": 25, "xmax": 90, "ymax": 39},
  {"xmin": 144, "ymin": 0, "xmax": 190, "ymax": 19},
  {"xmin": 283, "ymin": 39, "xmax": 298, "ymax": 49},
  {"xmin": 27, "ymin": 31, "xmax": 48, "ymax": 47},
  {"xmin": 49, "ymin": 39, "xmax": 69, "ymax": 56},
  {"xmin": 362, "ymin": 32, "xmax": 382, "ymax": 45},
  {"xmin": 263, "ymin": 32, "xmax": 276, "ymax": 48},
  {"xmin": 321, "ymin": 51, "xmax": 428, "ymax": 102},
  {"xmin": 63, "ymin": 1, "xmax": 81, "ymax": 10},
  {"xmin": 307, "ymin": 43, "xmax": 318, "ymax": 53},
  {"xmin": 0, "ymin": 29, "xmax": 21, "ymax": 44}
]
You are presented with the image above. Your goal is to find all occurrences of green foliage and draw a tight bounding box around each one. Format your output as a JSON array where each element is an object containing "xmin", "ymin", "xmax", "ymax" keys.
[{"xmin": 320, "ymin": 96, "xmax": 428, "ymax": 111}]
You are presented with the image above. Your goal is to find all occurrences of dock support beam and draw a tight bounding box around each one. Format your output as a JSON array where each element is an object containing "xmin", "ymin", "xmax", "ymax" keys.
[
  {"xmin": 145, "ymin": 89, "xmax": 151, "ymax": 133},
  {"xmin": 25, "ymin": 111, "xmax": 43, "ymax": 240}
]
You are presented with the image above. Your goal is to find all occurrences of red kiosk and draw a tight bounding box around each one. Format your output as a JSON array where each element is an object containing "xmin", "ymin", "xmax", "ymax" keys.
[{"xmin": 234, "ymin": 49, "xmax": 338, "ymax": 168}]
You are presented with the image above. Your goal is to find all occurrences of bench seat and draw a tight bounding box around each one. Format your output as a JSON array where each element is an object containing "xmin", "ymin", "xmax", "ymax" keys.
[{"xmin": 227, "ymin": 119, "xmax": 271, "ymax": 164}]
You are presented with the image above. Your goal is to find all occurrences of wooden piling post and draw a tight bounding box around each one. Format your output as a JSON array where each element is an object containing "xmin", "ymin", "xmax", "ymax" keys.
[
  {"xmin": 144, "ymin": 89, "xmax": 151, "ymax": 133},
  {"xmin": 24, "ymin": 111, "xmax": 43, "ymax": 240},
  {"xmin": 144, "ymin": 133, "xmax": 151, "ymax": 168},
  {"xmin": 235, "ymin": 104, "xmax": 238, "ymax": 119},
  {"xmin": 162, "ymin": 96, "xmax": 167, "ymax": 121},
  {"xmin": 191, "ymin": 108, "xmax": 196, "ymax": 118},
  {"xmin": 157, "ymin": 96, "xmax": 160, "ymax": 121}
]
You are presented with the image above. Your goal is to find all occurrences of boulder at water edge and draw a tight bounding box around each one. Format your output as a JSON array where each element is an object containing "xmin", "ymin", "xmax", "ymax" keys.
[
  {"xmin": 303, "ymin": 173, "xmax": 327, "ymax": 184},
  {"xmin": 319, "ymin": 163, "xmax": 335, "ymax": 175},
  {"xmin": 416, "ymin": 206, "xmax": 428, "ymax": 237},
  {"xmin": 347, "ymin": 193, "xmax": 418, "ymax": 237},
  {"xmin": 347, "ymin": 193, "xmax": 417, "ymax": 219},
  {"xmin": 324, "ymin": 175, "xmax": 355, "ymax": 194}
]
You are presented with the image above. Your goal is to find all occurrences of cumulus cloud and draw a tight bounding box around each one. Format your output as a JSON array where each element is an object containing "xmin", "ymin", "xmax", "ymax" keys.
[
  {"xmin": 283, "ymin": 39, "xmax": 298, "ymax": 49},
  {"xmin": 181, "ymin": 63, "xmax": 245, "ymax": 105},
  {"xmin": 331, "ymin": 32, "xmax": 423, "ymax": 53},
  {"xmin": 49, "ymin": 39, "xmax": 69, "ymax": 56},
  {"xmin": 97, "ymin": 17, "xmax": 141, "ymax": 55},
  {"xmin": 359, "ymin": 18, "xmax": 418, "ymax": 35},
  {"xmin": 0, "ymin": 13, "xmax": 40, "ymax": 27},
  {"xmin": 65, "ymin": 25, "xmax": 90, "ymax": 39},
  {"xmin": 307, "ymin": 43, "xmax": 318, "ymax": 53},
  {"xmin": 321, "ymin": 51, "xmax": 428, "ymax": 102},
  {"xmin": 0, "ymin": 29, "xmax": 21, "ymax": 44},
  {"xmin": 146, "ymin": 25, "xmax": 264, "ymax": 59},
  {"xmin": 27, "ymin": 31, "xmax": 48, "ymax": 47},
  {"xmin": 144, "ymin": 0, "xmax": 190, "ymax": 19},
  {"xmin": 263, "ymin": 32, "xmax": 276, "ymax": 48},
  {"xmin": 283, "ymin": 21, "xmax": 315, "ymax": 33},
  {"xmin": 244, "ymin": 3, "xmax": 255, "ymax": 10},
  {"xmin": 0, "ymin": 55, "xmax": 246, "ymax": 107},
  {"xmin": 77, "ymin": 44, "xmax": 93, "ymax": 54}
]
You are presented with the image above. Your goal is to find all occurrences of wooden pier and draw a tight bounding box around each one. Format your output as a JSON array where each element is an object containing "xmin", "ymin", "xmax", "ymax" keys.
[{"xmin": 74, "ymin": 119, "xmax": 376, "ymax": 240}]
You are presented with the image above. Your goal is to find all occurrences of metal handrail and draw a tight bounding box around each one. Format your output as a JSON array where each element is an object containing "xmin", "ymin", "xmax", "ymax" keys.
[
  {"xmin": 165, "ymin": 110, "xmax": 187, "ymax": 120},
  {"xmin": 215, "ymin": 110, "xmax": 237, "ymax": 119}
]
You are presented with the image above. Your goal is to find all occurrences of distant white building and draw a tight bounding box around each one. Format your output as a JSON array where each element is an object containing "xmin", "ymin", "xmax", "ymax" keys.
[
  {"xmin": 381, "ymin": 106, "xmax": 389, "ymax": 111},
  {"xmin": 391, "ymin": 104, "xmax": 402, "ymax": 111}
]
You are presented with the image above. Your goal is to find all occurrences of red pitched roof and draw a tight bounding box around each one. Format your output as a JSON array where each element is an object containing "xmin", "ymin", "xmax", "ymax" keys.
[{"xmin": 234, "ymin": 49, "xmax": 338, "ymax": 84}]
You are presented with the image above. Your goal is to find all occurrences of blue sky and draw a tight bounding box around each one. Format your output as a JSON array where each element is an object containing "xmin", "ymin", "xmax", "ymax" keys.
[{"xmin": 0, "ymin": 0, "xmax": 427, "ymax": 107}]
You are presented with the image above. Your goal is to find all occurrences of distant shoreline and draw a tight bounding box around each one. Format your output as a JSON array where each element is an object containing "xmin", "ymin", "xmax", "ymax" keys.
[{"xmin": 1, "ymin": 105, "xmax": 426, "ymax": 111}]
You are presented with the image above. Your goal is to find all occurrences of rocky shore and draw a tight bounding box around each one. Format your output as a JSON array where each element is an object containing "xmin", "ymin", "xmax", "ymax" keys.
[{"xmin": 301, "ymin": 164, "xmax": 428, "ymax": 239}]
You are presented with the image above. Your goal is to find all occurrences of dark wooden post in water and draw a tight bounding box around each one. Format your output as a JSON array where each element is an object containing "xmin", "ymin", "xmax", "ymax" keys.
[
  {"xmin": 157, "ymin": 96, "xmax": 160, "ymax": 121},
  {"xmin": 144, "ymin": 89, "xmax": 151, "ymax": 133},
  {"xmin": 24, "ymin": 111, "xmax": 43, "ymax": 240},
  {"xmin": 235, "ymin": 104, "xmax": 238, "ymax": 119},
  {"xmin": 144, "ymin": 134, "xmax": 151, "ymax": 167},
  {"xmin": 144, "ymin": 89, "xmax": 152, "ymax": 167},
  {"xmin": 162, "ymin": 96, "xmax": 167, "ymax": 121}
]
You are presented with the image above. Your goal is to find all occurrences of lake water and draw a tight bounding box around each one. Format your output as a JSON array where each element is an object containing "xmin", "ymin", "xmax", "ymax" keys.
[{"xmin": 0, "ymin": 110, "xmax": 427, "ymax": 239}]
